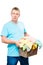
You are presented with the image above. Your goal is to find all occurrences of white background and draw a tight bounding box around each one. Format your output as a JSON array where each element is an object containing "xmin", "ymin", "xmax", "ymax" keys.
[{"xmin": 0, "ymin": 0, "xmax": 43, "ymax": 65}]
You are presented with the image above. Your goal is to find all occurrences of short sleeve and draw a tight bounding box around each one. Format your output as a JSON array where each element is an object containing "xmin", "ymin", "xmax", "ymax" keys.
[
  {"xmin": 21, "ymin": 22, "xmax": 27, "ymax": 33},
  {"xmin": 24, "ymin": 28, "xmax": 27, "ymax": 33},
  {"xmin": 1, "ymin": 25, "xmax": 8, "ymax": 37}
]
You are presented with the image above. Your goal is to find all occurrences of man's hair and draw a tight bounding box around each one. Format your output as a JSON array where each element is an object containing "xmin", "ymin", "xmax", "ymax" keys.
[{"xmin": 11, "ymin": 7, "xmax": 20, "ymax": 12}]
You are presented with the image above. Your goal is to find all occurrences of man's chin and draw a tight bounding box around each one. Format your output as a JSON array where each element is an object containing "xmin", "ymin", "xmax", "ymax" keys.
[{"xmin": 12, "ymin": 19, "xmax": 18, "ymax": 23}]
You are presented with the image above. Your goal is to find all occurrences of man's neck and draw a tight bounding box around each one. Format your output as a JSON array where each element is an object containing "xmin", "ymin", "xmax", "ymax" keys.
[{"xmin": 12, "ymin": 20, "xmax": 18, "ymax": 24}]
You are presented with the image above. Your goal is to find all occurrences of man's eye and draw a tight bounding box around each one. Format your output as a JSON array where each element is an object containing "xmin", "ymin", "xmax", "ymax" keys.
[{"xmin": 12, "ymin": 13, "xmax": 19, "ymax": 15}]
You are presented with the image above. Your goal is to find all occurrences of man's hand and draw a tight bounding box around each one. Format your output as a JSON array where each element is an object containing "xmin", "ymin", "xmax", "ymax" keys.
[{"xmin": 15, "ymin": 40, "xmax": 22, "ymax": 47}]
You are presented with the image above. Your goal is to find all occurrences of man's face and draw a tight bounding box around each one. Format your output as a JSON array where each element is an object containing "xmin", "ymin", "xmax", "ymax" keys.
[{"xmin": 11, "ymin": 10, "xmax": 20, "ymax": 22}]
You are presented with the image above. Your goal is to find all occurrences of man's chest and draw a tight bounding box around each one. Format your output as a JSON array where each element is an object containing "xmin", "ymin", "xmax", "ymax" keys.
[{"xmin": 8, "ymin": 25, "xmax": 24, "ymax": 35}]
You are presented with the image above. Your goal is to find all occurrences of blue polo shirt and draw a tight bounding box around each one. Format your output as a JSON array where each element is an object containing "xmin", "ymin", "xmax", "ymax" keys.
[{"xmin": 1, "ymin": 21, "xmax": 26, "ymax": 57}]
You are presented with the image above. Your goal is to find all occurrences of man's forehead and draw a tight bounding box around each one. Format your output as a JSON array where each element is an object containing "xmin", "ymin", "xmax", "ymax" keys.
[{"xmin": 11, "ymin": 10, "xmax": 20, "ymax": 13}]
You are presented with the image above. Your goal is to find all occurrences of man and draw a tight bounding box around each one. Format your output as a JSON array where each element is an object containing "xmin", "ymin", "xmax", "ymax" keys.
[{"xmin": 1, "ymin": 7, "xmax": 29, "ymax": 65}]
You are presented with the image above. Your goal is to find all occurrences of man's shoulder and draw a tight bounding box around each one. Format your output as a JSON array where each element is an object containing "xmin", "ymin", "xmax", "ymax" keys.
[{"xmin": 4, "ymin": 21, "xmax": 11, "ymax": 27}]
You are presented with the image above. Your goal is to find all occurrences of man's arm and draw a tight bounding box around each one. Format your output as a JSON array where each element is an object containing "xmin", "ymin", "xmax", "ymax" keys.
[
  {"xmin": 1, "ymin": 36, "xmax": 20, "ymax": 46},
  {"xmin": 24, "ymin": 32, "xmax": 36, "ymax": 42}
]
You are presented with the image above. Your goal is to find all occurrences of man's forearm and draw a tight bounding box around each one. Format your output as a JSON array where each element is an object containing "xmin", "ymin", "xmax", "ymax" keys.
[
  {"xmin": 1, "ymin": 36, "xmax": 17, "ymax": 44},
  {"xmin": 3, "ymin": 38, "xmax": 17, "ymax": 44},
  {"xmin": 24, "ymin": 32, "xmax": 29, "ymax": 36}
]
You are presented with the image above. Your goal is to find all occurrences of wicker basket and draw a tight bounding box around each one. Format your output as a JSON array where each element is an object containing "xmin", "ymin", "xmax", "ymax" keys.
[{"xmin": 19, "ymin": 45, "xmax": 38, "ymax": 58}]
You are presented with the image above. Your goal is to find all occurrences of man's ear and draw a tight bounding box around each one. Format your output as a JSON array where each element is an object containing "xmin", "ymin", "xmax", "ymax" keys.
[{"xmin": 19, "ymin": 13, "xmax": 20, "ymax": 17}]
